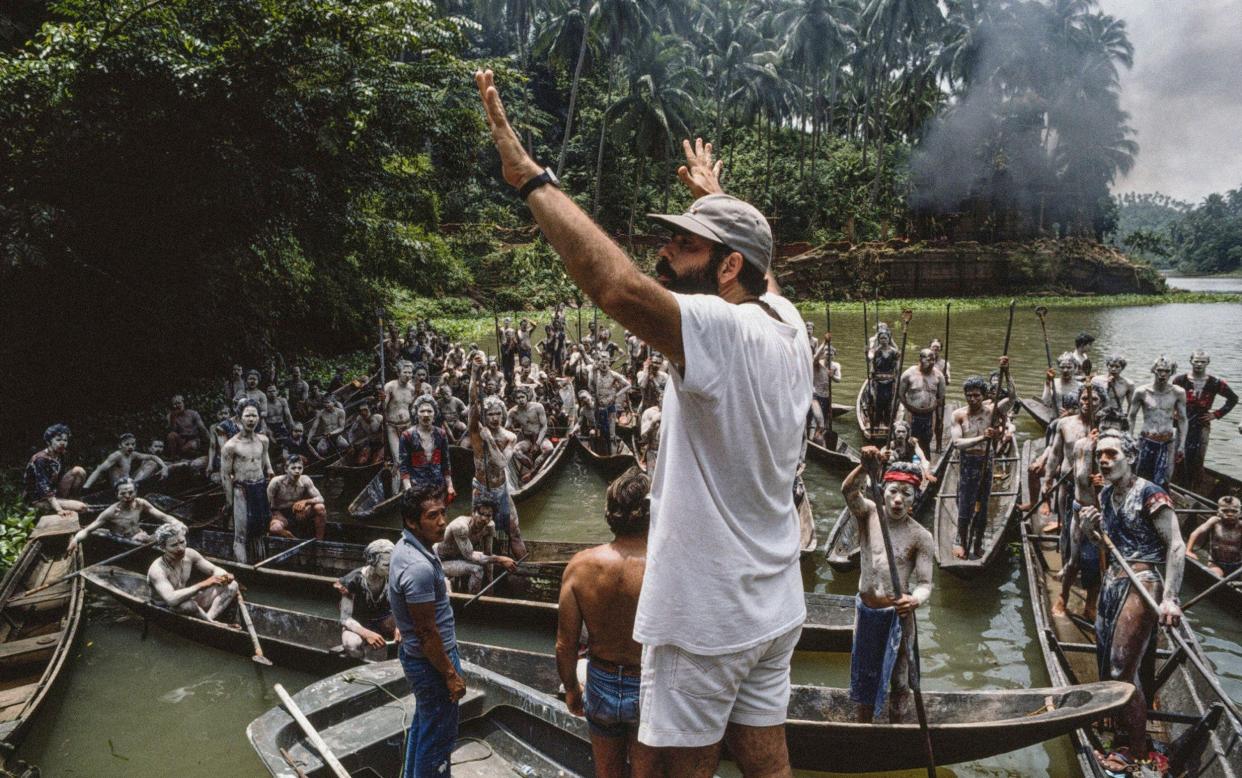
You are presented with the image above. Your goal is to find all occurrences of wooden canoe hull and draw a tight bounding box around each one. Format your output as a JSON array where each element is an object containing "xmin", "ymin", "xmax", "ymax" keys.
[
  {"xmin": 248, "ymin": 640, "xmax": 1133, "ymax": 776},
  {"xmin": 1019, "ymin": 439, "xmax": 1242, "ymax": 778},
  {"xmin": 0, "ymin": 517, "xmax": 85, "ymax": 749},
  {"xmin": 933, "ymin": 447, "xmax": 1021, "ymax": 578},
  {"xmin": 82, "ymin": 565, "xmax": 388, "ymax": 675},
  {"xmin": 805, "ymin": 436, "xmax": 861, "ymax": 470},
  {"xmin": 572, "ymin": 434, "xmax": 638, "ymax": 479},
  {"xmin": 83, "ymin": 518, "xmax": 856, "ymax": 653},
  {"xmin": 856, "ymin": 381, "xmax": 891, "ymax": 443}
]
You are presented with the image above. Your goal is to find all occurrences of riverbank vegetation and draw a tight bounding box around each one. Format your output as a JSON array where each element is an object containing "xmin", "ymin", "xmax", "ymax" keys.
[
  {"xmin": 1114, "ymin": 188, "xmax": 1242, "ymax": 274},
  {"xmin": 1, "ymin": 0, "xmax": 1146, "ymax": 453}
]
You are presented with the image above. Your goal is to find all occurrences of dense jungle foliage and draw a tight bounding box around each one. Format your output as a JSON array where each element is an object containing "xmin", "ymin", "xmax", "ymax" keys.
[
  {"xmin": 1113, "ymin": 189, "xmax": 1242, "ymax": 274},
  {"xmin": 2, "ymin": 0, "xmax": 1143, "ymax": 453}
]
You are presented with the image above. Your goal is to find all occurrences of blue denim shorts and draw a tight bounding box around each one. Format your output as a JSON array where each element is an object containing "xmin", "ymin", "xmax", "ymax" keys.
[{"xmin": 585, "ymin": 660, "xmax": 640, "ymax": 738}]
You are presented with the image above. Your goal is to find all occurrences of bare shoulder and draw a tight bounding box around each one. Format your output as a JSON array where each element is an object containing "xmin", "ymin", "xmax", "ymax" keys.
[{"xmin": 912, "ymin": 523, "xmax": 935, "ymax": 550}]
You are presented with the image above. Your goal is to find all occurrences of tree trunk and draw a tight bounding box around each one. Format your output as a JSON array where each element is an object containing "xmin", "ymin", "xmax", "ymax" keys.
[
  {"xmin": 810, "ymin": 70, "xmax": 822, "ymax": 199},
  {"xmin": 628, "ymin": 154, "xmax": 647, "ymax": 238},
  {"xmin": 556, "ymin": 24, "xmax": 591, "ymax": 179},
  {"xmin": 764, "ymin": 111, "xmax": 773, "ymax": 211},
  {"xmin": 591, "ymin": 64, "xmax": 617, "ymax": 219},
  {"xmin": 797, "ymin": 67, "xmax": 809, "ymax": 182}
]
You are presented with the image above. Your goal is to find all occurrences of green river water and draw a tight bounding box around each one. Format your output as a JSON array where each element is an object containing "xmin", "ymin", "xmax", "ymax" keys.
[{"xmin": 20, "ymin": 290, "xmax": 1242, "ymax": 777}]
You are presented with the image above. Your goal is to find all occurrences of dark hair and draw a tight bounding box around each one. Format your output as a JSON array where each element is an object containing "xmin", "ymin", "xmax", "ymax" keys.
[
  {"xmin": 400, "ymin": 484, "xmax": 445, "ymax": 526},
  {"xmin": 286, "ymin": 454, "xmax": 304, "ymax": 467},
  {"xmin": 709, "ymin": 243, "xmax": 767, "ymax": 296},
  {"xmin": 1075, "ymin": 332, "xmax": 1095, "ymax": 348},
  {"xmin": 1098, "ymin": 408, "xmax": 1129, "ymax": 431},
  {"xmin": 962, "ymin": 376, "xmax": 988, "ymax": 395},
  {"xmin": 43, "ymin": 423, "xmax": 71, "ymax": 444},
  {"xmin": 605, "ymin": 466, "xmax": 651, "ymax": 537},
  {"xmin": 119, "ymin": 432, "xmax": 136, "ymax": 443},
  {"xmin": 472, "ymin": 496, "xmax": 497, "ymax": 515}
]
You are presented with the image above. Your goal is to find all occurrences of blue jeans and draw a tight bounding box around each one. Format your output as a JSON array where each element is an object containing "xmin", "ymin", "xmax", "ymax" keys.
[
  {"xmin": 584, "ymin": 660, "xmax": 640, "ymax": 738},
  {"xmin": 401, "ymin": 646, "xmax": 463, "ymax": 778}
]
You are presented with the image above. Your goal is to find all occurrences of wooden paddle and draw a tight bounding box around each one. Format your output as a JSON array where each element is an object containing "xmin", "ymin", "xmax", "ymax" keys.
[
  {"xmin": 376, "ymin": 307, "xmax": 387, "ymax": 386},
  {"xmin": 1094, "ymin": 527, "xmax": 1242, "ymax": 726},
  {"xmin": 274, "ymin": 683, "xmax": 351, "ymax": 778},
  {"xmin": 968, "ymin": 300, "xmax": 1016, "ymax": 555},
  {"xmin": 236, "ymin": 592, "xmax": 273, "ymax": 666},
  {"xmin": 25, "ymin": 540, "xmax": 158, "ymax": 596},
  {"xmin": 825, "ymin": 299, "xmax": 835, "ymax": 444},
  {"xmin": 936, "ymin": 303, "xmax": 950, "ymax": 453},
  {"xmin": 1034, "ymin": 305, "xmax": 1053, "ymax": 370},
  {"xmin": 462, "ymin": 552, "xmax": 530, "ymax": 608},
  {"xmin": 862, "ymin": 300, "xmax": 874, "ymax": 438},
  {"xmin": 1182, "ymin": 560, "xmax": 1242, "ymax": 611},
  {"xmin": 864, "ymin": 456, "xmax": 936, "ymax": 777},
  {"xmin": 253, "ymin": 538, "xmax": 316, "ymax": 570}
]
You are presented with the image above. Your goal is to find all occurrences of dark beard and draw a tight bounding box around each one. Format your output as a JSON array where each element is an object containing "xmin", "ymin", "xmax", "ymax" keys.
[{"xmin": 655, "ymin": 258, "xmax": 719, "ymax": 296}]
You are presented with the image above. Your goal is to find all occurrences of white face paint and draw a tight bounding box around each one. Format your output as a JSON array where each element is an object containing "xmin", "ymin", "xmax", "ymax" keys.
[
  {"xmin": 286, "ymin": 461, "xmax": 304, "ymax": 479},
  {"xmin": 417, "ymin": 404, "xmax": 435, "ymax": 426},
  {"xmin": 121, "ymin": 438, "xmax": 136, "ymax": 454},
  {"xmin": 162, "ymin": 532, "xmax": 187, "ymax": 559},
  {"xmin": 883, "ymin": 481, "xmax": 915, "ymax": 519},
  {"xmin": 1191, "ymin": 356, "xmax": 1209, "ymax": 375},
  {"xmin": 1095, "ymin": 437, "xmax": 1131, "ymax": 483},
  {"xmin": 241, "ymin": 407, "xmax": 260, "ymax": 430},
  {"xmin": 117, "ymin": 484, "xmax": 137, "ymax": 503}
]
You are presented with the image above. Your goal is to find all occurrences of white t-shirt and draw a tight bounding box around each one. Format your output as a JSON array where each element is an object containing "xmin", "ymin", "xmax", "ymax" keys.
[{"xmin": 634, "ymin": 292, "xmax": 812, "ymax": 655}]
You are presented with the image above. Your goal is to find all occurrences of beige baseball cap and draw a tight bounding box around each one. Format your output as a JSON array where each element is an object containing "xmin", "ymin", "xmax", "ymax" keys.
[{"xmin": 648, "ymin": 194, "xmax": 773, "ymax": 273}]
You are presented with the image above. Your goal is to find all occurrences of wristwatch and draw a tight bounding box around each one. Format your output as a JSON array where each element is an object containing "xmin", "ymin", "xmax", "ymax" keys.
[{"xmin": 518, "ymin": 167, "xmax": 559, "ymax": 200}]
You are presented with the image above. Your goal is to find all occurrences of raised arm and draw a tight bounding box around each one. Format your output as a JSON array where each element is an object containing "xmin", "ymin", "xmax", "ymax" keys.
[{"xmin": 476, "ymin": 71, "xmax": 684, "ymax": 365}]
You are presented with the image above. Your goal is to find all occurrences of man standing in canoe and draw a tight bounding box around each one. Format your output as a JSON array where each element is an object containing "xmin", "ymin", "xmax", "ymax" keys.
[
  {"xmin": 221, "ymin": 401, "xmax": 274, "ymax": 563},
  {"xmin": 1172, "ymin": 349, "xmax": 1237, "ymax": 489},
  {"xmin": 949, "ymin": 372, "xmax": 1013, "ymax": 560},
  {"xmin": 388, "ymin": 485, "xmax": 464, "ymax": 778},
  {"xmin": 841, "ymin": 454, "xmax": 933, "ymax": 723},
  {"xmin": 477, "ymin": 69, "xmax": 811, "ymax": 777},
  {"xmin": 898, "ymin": 348, "xmax": 945, "ymax": 457},
  {"xmin": 1128, "ymin": 355, "xmax": 1186, "ymax": 489},
  {"xmin": 1078, "ymin": 431, "xmax": 1184, "ymax": 773}
]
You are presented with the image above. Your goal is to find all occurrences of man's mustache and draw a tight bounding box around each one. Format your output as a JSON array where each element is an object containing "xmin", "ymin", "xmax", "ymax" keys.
[{"xmin": 654, "ymin": 258, "xmax": 676, "ymax": 280}]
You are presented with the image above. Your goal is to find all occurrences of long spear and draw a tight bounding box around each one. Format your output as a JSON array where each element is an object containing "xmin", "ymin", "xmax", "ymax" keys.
[
  {"xmin": 377, "ymin": 308, "xmax": 387, "ymax": 386},
  {"xmin": 936, "ymin": 303, "xmax": 950, "ymax": 453},
  {"xmin": 863, "ymin": 455, "xmax": 937, "ymax": 777},
  {"xmin": 969, "ymin": 300, "xmax": 1016, "ymax": 554},
  {"xmin": 885, "ymin": 309, "xmax": 914, "ymax": 447},
  {"xmin": 826, "ymin": 300, "xmax": 834, "ymax": 441},
  {"xmin": 863, "ymin": 301, "xmax": 874, "ymax": 438}
]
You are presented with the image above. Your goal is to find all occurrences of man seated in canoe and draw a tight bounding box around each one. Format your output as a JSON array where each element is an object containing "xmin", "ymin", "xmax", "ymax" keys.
[
  {"xmin": 842, "ymin": 452, "xmax": 933, "ymax": 723},
  {"xmin": 508, "ymin": 386, "xmax": 553, "ymax": 480},
  {"xmin": 1042, "ymin": 352, "xmax": 1082, "ymax": 418},
  {"xmin": 898, "ymin": 348, "xmax": 945, "ymax": 456},
  {"xmin": 343, "ymin": 402, "xmax": 386, "ymax": 466},
  {"xmin": 556, "ymin": 467, "xmax": 653, "ymax": 778},
  {"xmin": 166, "ymin": 395, "xmax": 210, "ymax": 460},
  {"xmin": 83, "ymin": 432, "xmax": 169, "ymax": 492},
  {"xmin": 336, "ymin": 539, "xmax": 398, "ymax": 659},
  {"xmin": 307, "ymin": 396, "xmax": 349, "ymax": 458},
  {"xmin": 1055, "ymin": 409, "xmax": 1128, "ymax": 620},
  {"xmin": 1185, "ymin": 496, "xmax": 1242, "ymax": 578},
  {"xmin": 949, "ymin": 369, "xmax": 1013, "ymax": 560},
  {"xmin": 281, "ymin": 421, "xmax": 320, "ymax": 466},
  {"xmin": 147, "ymin": 523, "xmax": 239, "ymax": 625},
  {"xmin": 68, "ymin": 478, "xmax": 186, "ymax": 554},
  {"xmin": 1077, "ymin": 431, "xmax": 1184, "ymax": 774},
  {"xmin": 266, "ymin": 455, "xmax": 327, "ymax": 541},
  {"xmin": 1128, "ymin": 355, "xmax": 1187, "ymax": 489},
  {"xmin": 435, "ymin": 498, "xmax": 518, "ymax": 594},
  {"xmin": 399, "ymin": 396, "xmax": 456, "ymax": 503},
  {"xmin": 434, "ymin": 384, "xmax": 468, "ymax": 445},
  {"xmin": 881, "ymin": 420, "xmax": 933, "ymax": 491},
  {"xmin": 469, "ymin": 363, "xmax": 525, "ymax": 557},
  {"xmin": 25, "ymin": 423, "xmax": 89, "ymax": 518}
]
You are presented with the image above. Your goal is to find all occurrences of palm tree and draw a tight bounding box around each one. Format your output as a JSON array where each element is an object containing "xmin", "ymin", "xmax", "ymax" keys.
[
  {"xmin": 533, "ymin": 0, "xmax": 595, "ymax": 177},
  {"xmin": 608, "ymin": 34, "xmax": 699, "ymax": 233}
]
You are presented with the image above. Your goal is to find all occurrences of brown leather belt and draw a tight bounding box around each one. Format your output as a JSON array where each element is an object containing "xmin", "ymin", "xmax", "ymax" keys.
[{"xmin": 590, "ymin": 656, "xmax": 641, "ymax": 677}]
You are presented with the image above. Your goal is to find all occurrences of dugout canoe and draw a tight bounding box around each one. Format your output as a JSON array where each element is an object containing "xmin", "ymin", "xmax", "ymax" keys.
[
  {"xmin": 81, "ymin": 565, "xmax": 388, "ymax": 675},
  {"xmin": 823, "ymin": 452, "xmax": 953, "ymax": 573},
  {"xmin": 248, "ymin": 640, "xmax": 1133, "ymax": 776},
  {"xmin": 573, "ymin": 433, "xmax": 638, "ymax": 479},
  {"xmin": 794, "ymin": 470, "xmax": 817, "ymax": 557},
  {"xmin": 933, "ymin": 446, "xmax": 1022, "ymax": 578},
  {"xmin": 0, "ymin": 516, "xmax": 85, "ymax": 752},
  {"xmin": 1018, "ymin": 439, "xmax": 1242, "ymax": 778},
  {"xmin": 856, "ymin": 381, "xmax": 891, "ymax": 444},
  {"xmin": 81, "ymin": 507, "xmax": 857, "ymax": 653},
  {"xmin": 805, "ymin": 435, "xmax": 861, "ymax": 470},
  {"xmin": 507, "ymin": 423, "xmax": 578, "ymax": 501},
  {"xmin": 1184, "ymin": 553, "xmax": 1242, "ymax": 612}
]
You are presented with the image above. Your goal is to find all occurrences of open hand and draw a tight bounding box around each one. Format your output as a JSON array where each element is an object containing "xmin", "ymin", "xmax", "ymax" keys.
[
  {"xmin": 475, "ymin": 70, "xmax": 542, "ymax": 190},
  {"xmin": 676, "ymin": 138, "xmax": 724, "ymax": 199}
]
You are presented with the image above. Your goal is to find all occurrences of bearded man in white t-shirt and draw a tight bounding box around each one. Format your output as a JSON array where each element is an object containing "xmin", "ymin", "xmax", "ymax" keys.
[{"xmin": 476, "ymin": 69, "xmax": 813, "ymax": 778}]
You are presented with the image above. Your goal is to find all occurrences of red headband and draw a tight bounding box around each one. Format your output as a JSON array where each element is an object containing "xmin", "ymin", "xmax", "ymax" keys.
[{"xmin": 883, "ymin": 470, "xmax": 922, "ymax": 487}]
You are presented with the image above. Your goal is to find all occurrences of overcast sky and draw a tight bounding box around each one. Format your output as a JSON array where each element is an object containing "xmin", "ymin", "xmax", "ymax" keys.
[{"xmin": 1097, "ymin": 0, "xmax": 1242, "ymax": 203}]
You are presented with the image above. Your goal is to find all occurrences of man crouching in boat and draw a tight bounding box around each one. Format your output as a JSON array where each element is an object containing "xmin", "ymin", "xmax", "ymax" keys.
[
  {"xmin": 843, "ymin": 453, "xmax": 933, "ymax": 723},
  {"xmin": 1078, "ymin": 431, "xmax": 1184, "ymax": 773},
  {"xmin": 556, "ymin": 467, "xmax": 654, "ymax": 778},
  {"xmin": 435, "ymin": 498, "xmax": 519, "ymax": 594},
  {"xmin": 147, "ymin": 523, "xmax": 238, "ymax": 624},
  {"xmin": 68, "ymin": 478, "xmax": 185, "ymax": 554},
  {"xmin": 336, "ymin": 539, "xmax": 398, "ymax": 659},
  {"xmin": 1185, "ymin": 496, "xmax": 1242, "ymax": 578}
]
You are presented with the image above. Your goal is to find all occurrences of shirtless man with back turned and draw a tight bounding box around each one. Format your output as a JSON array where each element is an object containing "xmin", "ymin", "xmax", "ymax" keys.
[{"xmin": 557, "ymin": 467, "xmax": 655, "ymax": 778}]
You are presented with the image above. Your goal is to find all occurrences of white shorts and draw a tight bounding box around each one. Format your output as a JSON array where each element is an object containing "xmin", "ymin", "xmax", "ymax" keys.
[{"xmin": 637, "ymin": 624, "xmax": 801, "ymax": 748}]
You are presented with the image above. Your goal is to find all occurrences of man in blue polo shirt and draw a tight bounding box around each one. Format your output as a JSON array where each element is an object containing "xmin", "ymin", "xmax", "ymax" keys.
[{"xmin": 388, "ymin": 484, "xmax": 465, "ymax": 777}]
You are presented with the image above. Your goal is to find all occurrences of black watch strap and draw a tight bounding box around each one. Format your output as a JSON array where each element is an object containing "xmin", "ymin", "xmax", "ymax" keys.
[{"xmin": 518, "ymin": 168, "xmax": 558, "ymax": 200}]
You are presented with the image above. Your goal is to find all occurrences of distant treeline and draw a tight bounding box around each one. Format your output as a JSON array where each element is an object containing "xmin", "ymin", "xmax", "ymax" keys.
[{"xmin": 1113, "ymin": 189, "xmax": 1242, "ymax": 274}]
